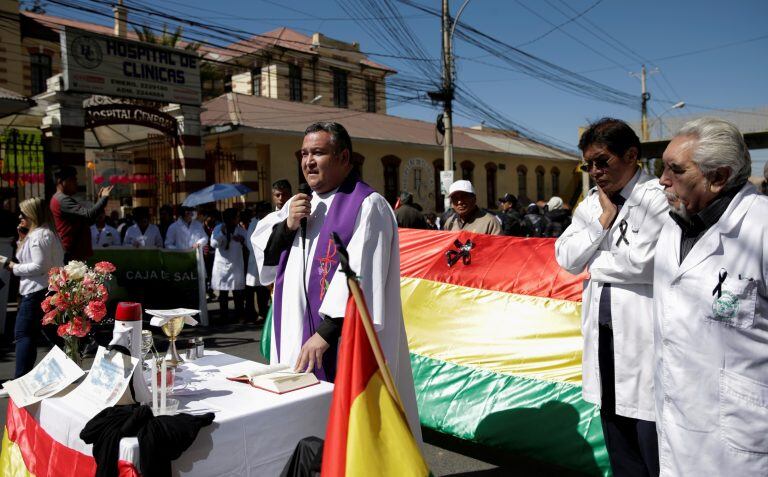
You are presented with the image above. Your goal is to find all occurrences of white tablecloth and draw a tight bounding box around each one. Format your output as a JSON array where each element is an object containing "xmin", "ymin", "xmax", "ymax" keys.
[{"xmin": 31, "ymin": 351, "xmax": 334, "ymax": 476}]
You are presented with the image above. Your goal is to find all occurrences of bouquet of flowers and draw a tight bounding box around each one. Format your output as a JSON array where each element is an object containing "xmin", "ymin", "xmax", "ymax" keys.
[{"xmin": 41, "ymin": 260, "xmax": 116, "ymax": 364}]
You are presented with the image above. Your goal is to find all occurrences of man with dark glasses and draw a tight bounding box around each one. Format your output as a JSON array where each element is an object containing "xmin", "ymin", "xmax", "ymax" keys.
[{"xmin": 555, "ymin": 118, "xmax": 668, "ymax": 477}]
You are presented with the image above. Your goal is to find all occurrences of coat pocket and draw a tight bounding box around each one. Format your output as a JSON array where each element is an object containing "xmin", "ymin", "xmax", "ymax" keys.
[
  {"xmin": 709, "ymin": 277, "xmax": 757, "ymax": 329},
  {"xmin": 719, "ymin": 369, "xmax": 768, "ymax": 454}
]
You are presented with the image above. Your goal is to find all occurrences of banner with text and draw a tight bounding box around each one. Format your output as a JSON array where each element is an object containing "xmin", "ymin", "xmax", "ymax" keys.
[
  {"xmin": 89, "ymin": 248, "xmax": 208, "ymax": 324},
  {"xmin": 61, "ymin": 27, "xmax": 202, "ymax": 105}
]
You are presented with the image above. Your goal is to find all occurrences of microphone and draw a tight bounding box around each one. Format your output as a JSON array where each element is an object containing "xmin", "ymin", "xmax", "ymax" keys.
[{"xmin": 298, "ymin": 183, "xmax": 312, "ymax": 240}]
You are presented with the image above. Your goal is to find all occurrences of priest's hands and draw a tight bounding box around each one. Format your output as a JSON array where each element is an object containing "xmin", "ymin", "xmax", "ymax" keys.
[
  {"xmin": 295, "ymin": 333, "xmax": 330, "ymax": 373},
  {"xmin": 286, "ymin": 193, "xmax": 311, "ymax": 231}
]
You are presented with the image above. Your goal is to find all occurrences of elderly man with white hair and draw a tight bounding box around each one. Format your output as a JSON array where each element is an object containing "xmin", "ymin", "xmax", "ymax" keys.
[{"xmin": 653, "ymin": 117, "xmax": 768, "ymax": 475}]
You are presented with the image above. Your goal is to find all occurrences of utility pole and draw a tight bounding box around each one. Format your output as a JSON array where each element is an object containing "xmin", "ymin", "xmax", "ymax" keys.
[
  {"xmin": 441, "ymin": 0, "xmax": 454, "ymax": 210},
  {"xmin": 429, "ymin": 0, "xmax": 470, "ymax": 210},
  {"xmin": 640, "ymin": 65, "xmax": 649, "ymax": 141},
  {"xmin": 630, "ymin": 65, "xmax": 657, "ymax": 142}
]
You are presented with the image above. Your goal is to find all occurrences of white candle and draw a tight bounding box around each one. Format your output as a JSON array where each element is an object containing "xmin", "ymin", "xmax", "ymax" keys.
[
  {"xmin": 160, "ymin": 359, "xmax": 167, "ymax": 415},
  {"xmin": 151, "ymin": 359, "xmax": 158, "ymax": 412}
]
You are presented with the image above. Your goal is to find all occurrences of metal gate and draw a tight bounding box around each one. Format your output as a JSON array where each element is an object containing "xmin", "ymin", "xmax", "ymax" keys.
[
  {"xmin": 205, "ymin": 139, "xmax": 240, "ymax": 209},
  {"xmin": 0, "ymin": 128, "xmax": 44, "ymax": 202},
  {"xmin": 147, "ymin": 133, "xmax": 176, "ymax": 208}
]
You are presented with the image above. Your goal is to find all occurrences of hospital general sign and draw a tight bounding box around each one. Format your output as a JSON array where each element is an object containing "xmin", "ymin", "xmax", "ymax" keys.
[{"xmin": 61, "ymin": 27, "xmax": 202, "ymax": 106}]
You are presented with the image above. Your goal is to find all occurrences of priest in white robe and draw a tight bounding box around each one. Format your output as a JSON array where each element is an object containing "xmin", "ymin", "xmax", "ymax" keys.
[{"xmin": 252, "ymin": 122, "xmax": 421, "ymax": 442}]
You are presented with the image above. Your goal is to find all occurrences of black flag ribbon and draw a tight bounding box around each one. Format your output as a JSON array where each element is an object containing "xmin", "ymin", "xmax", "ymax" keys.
[{"xmin": 446, "ymin": 239, "xmax": 473, "ymax": 267}]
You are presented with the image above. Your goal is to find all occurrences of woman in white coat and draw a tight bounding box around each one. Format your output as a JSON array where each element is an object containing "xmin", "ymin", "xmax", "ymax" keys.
[
  {"xmin": 123, "ymin": 207, "xmax": 163, "ymax": 248},
  {"xmin": 210, "ymin": 208, "xmax": 246, "ymax": 321}
]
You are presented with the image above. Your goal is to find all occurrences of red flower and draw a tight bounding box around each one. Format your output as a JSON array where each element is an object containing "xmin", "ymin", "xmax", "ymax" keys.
[
  {"xmin": 85, "ymin": 300, "xmax": 107, "ymax": 322},
  {"xmin": 70, "ymin": 316, "xmax": 89, "ymax": 338},
  {"xmin": 97, "ymin": 284, "xmax": 109, "ymax": 303},
  {"xmin": 57, "ymin": 323, "xmax": 71, "ymax": 337},
  {"xmin": 41, "ymin": 296, "xmax": 54, "ymax": 313},
  {"xmin": 42, "ymin": 310, "xmax": 58, "ymax": 325},
  {"xmin": 94, "ymin": 261, "xmax": 116, "ymax": 274}
]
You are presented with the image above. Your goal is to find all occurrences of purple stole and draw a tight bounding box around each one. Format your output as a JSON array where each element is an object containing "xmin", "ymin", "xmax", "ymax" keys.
[{"xmin": 272, "ymin": 175, "xmax": 374, "ymax": 381}]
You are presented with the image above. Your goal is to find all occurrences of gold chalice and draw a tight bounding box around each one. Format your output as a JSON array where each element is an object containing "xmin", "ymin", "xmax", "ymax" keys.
[{"xmin": 161, "ymin": 316, "xmax": 186, "ymax": 367}]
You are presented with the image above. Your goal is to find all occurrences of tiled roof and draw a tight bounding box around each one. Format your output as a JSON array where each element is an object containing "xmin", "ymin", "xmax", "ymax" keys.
[
  {"xmin": 202, "ymin": 93, "xmax": 577, "ymax": 161},
  {"xmin": 0, "ymin": 86, "xmax": 27, "ymax": 102},
  {"xmin": 21, "ymin": 13, "xmax": 395, "ymax": 73}
]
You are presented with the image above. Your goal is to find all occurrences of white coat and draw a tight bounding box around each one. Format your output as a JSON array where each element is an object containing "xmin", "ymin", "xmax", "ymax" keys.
[
  {"xmin": 164, "ymin": 218, "xmax": 208, "ymax": 250},
  {"xmin": 653, "ymin": 183, "xmax": 768, "ymax": 476},
  {"xmin": 90, "ymin": 224, "xmax": 121, "ymax": 247},
  {"xmin": 555, "ymin": 169, "xmax": 668, "ymax": 421},
  {"xmin": 209, "ymin": 223, "xmax": 246, "ymax": 291},
  {"xmin": 244, "ymin": 219, "xmax": 259, "ymax": 287},
  {"xmin": 123, "ymin": 223, "xmax": 163, "ymax": 248}
]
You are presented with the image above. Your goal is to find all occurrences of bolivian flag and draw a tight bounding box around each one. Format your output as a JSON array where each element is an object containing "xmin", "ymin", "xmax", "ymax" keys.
[
  {"xmin": 322, "ymin": 295, "xmax": 429, "ymax": 476},
  {"xmin": 399, "ymin": 229, "xmax": 610, "ymax": 476}
]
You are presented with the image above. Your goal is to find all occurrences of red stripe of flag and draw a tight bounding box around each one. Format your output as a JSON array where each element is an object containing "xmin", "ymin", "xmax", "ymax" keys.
[
  {"xmin": 398, "ymin": 228, "xmax": 586, "ymax": 301},
  {"xmin": 321, "ymin": 296, "xmax": 380, "ymax": 476}
]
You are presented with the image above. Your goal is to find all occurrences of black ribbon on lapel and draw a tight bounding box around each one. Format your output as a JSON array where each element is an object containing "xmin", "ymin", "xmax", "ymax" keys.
[
  {"xmin": 615, "ymin": 219, "xmax": 629, "ymax": 246},
  {"xmin": 712, "ymin": 269, "xmax": 728, "ymax": 299},
  {"xmin": 446, "ymin": 239, "xmax": 473, "ymax": 267}
]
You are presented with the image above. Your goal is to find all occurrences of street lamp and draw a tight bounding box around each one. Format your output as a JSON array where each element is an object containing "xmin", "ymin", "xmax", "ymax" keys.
[{"xmin": 651, "ymin": 101, "xmax": 685, "ymax": 138}]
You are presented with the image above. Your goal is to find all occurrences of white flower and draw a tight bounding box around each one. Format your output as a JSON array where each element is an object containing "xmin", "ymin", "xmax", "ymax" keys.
[{"xmin": 64, "ymin": 260, "xmax": 88, "ymax": 280}]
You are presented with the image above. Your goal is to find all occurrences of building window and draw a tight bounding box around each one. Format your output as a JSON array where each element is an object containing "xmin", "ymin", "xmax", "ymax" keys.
[
  {"xmin": 224, "ymin": 74, "xmax": 232, "ymax": 93},
  {"xmin": 351, "ymin": 152, "xmax": 365, "ymax": 180},
  {"xmin": 295, "ymin": 150, "xmax": 307, "ymax": 185},
  {"xmin": 366, "ymin": 80, "xmax": 376, "ymax": 113},
  {"xmin": 517, "ymin": 165, "xmax": 528, "ymax": 200},
  {"xmin": 460, "ymin": 160, "xmax": 474, "ymax": 183},
  {"xmin": 252, "ymin": 68, "xmax": 261, "ymax": 96},
  {"xmin": 333, "ymin": 69, "xmax": 348, "ymax": 108},
  {"xmin": 381, "ymin": 155, "xmax": 401, "ymax": 205},
  {"xmin": 433, "ymin": 159, "xmax": 444, "ymax": 212},
  {"xmin": 289, "ymin": 65, "xmax": 302, "ymax": 102},
  {"xmin": 551, "ymin": 167, "xmax": 560, "ymax": 196},
  {"xmin": 30, "ymin": 54, "xmax": 52, "ymax": 95},
  {"xmin": 485, "ymin": 162, "xmax": 497, "ymax": 209},
  {"xmin": 535, "ymin": 166, "xmax": 545, "ymax": 200}
]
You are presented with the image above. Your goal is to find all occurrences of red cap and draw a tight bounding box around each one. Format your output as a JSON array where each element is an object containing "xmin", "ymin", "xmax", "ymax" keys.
[{"xmin": 115, "ymin": 302, "xmax": 142, "ymax": 322}]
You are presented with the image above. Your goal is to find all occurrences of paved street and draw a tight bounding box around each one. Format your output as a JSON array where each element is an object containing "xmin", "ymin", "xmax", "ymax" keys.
[{"xmin": 0, "ymin": 301, "xmax": 584, "ymax": 476}]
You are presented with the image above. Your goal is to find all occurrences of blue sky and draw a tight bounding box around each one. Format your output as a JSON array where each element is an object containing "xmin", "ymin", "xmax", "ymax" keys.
[{"xmin": 43, "ymin": 0, "xmax": 768, "ymax": 176}]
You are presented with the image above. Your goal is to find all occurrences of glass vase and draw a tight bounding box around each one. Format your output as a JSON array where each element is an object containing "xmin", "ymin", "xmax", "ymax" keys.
[{"xmin": 63, "ymin": 335, "xmax": 82, "ymax": 367}]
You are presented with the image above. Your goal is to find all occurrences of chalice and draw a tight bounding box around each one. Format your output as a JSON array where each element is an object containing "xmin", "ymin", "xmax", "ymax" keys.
[{"xmin": 161, "ymin": 316, "xmax": 186, "ymax": 367}]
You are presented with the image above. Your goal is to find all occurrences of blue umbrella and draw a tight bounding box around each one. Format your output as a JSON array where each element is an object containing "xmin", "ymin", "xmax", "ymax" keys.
[{"xmin": 182, "ymin": 183, "xmax": 252, "ymax": 207}]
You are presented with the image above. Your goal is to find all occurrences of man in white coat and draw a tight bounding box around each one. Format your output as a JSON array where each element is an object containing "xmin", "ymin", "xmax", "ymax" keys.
[
  {"xmin": 251, "ymin": 122, "xmax": 421, "ymax": 443},
  {"xmin": 653, "ymin": 117, "xmax": 768, "ymax": 476},
  {"xmin": 90, "ymin": 211, "xmax": 121, "ymax": 247},
  {"xmin": 556, "ymin": 118, "xmax": 668, "ymax": 476},
  {"xmin": 164, "ymin": 206, "xmax": 208, "ymax": 250}
]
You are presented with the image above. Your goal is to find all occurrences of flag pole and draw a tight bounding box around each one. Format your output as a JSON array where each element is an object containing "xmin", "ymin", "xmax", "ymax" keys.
[{"xmin": 332, "ymin": 233, "xmax": 405, "ymax": 413}]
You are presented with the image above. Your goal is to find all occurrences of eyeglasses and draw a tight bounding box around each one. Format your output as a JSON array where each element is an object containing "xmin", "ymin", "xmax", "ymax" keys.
[{"xmin": 579, "ymin": 155, "xmax": 614, "ymax": 173}]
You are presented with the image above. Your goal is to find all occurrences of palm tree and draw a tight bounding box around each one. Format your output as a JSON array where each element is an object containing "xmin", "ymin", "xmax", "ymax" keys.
[{"xmin": 133, "ymin": 23, "xmax": 223, "ymax": 99}]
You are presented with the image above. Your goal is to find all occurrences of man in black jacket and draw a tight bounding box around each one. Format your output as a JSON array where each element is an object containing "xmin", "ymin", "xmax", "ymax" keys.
[
  {"xmin": 394, "ymin": 191, "xmax": 427, "ymax": 229},
  {"xmin": 497, "ymin": 193, "xmax": 524, "ymax": 236}
]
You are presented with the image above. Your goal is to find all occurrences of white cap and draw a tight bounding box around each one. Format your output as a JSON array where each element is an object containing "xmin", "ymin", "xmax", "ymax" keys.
[{"xmin": 448, "ymin": 180, "xmax": 476, "ymax": 197}]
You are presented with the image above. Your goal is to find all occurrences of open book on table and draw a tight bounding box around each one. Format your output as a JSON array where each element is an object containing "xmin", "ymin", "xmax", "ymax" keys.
[{"xmin": 226, "ymin": 364, "xmax": 319, "ymax": 394}]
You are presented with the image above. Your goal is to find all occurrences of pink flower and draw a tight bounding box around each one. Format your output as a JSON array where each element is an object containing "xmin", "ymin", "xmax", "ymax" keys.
[
  {"xmin": 42, "ymin": 310, "xmax": 58, "ymax": 325},
  {"xmin": 41, "ymin": 296, "xmax": 53, "ymax": 313},
  {"xmin": 85, "ymin": 300, "xmax": 107, "ymax": 322},
  {"xmin": 71, "ymin": 316, "xmax": 90, "ymax": 338},
  {"xmin": 57, "ymin": 323, "xmax": 71, "ymax": 337},
  {"xmin": 56, "ymin": 293, "xmax": 70, "ymax": 311},
  {"xmin": 97, "ymin": 285, "xmax": 109, "ymax": 303},
  {"xmin": 94, "ymin": 261, "xmax": 116, "ymax": 274}
]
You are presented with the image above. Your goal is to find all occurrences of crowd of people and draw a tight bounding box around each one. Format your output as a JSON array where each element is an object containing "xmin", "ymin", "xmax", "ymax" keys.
[
  {"xmin": 1, "ymin": 116, "xmax": 766, "ymax": 476},
  {"xmin": 394, "ymin": 179, "xmax": 573, "ymax": 237}
]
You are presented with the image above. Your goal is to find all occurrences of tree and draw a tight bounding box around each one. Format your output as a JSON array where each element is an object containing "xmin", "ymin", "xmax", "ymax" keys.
[{"xmin": 133, "ymin": 23, "xmax": 223, "ymax": 99}]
